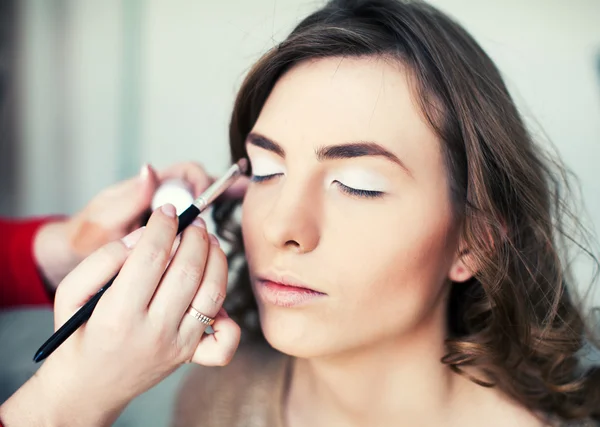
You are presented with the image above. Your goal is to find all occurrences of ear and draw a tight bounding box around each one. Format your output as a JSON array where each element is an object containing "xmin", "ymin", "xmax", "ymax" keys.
[{"xmin": 448, "ymin": 248, "xmax": 475, "ymax": 283}]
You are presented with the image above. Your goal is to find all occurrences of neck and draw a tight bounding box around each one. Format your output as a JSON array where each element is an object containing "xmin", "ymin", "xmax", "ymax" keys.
[{"xmin": 286, "ymin": 304, "xmax": 468, "ymax": 427}]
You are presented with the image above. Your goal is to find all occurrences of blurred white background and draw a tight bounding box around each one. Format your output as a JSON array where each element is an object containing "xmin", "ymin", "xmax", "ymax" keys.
[{"xmin": 6, "ymin": 0, "xmax": 600, "ymax": 301}]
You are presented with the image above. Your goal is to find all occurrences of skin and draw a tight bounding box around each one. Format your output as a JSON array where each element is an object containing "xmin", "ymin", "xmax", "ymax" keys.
[{"xmin": 241, "ymin": 56, "xmax": 543, "ymax": 426}]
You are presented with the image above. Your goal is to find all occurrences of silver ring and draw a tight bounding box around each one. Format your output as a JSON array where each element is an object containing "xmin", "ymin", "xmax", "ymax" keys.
[{"xmin": 186, "ymin": 306, "xmax": 215, "ymax": 326}]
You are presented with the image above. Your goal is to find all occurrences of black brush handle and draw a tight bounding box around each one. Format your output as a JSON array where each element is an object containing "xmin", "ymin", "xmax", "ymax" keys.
[
  {"xmin": 176, "ymin": 204, "xmax": 201, "ymax": 234},
  {"xmin": 33, "ymin": 204, "xmax": 201, "ymax": 363}
]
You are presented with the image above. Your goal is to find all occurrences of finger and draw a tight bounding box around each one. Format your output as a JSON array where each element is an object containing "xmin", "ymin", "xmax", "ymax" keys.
[
  {"xmin": 113, "ymin": 204, "xmax": 179, "ymax": 308},
  {"xmin": 157, "ymin": 162, "xmax": 213, "ymax": 198},
  {"xmin": 53, "ymin": 227, "xmax": 144, "ymax": 327},
  {"xmin": 68, "ymin": 175, "xmax": 145, "ymax": 256},
  {"xmin": 102, "ymin": 164, "xmax": 160, "ymax": 225},
  {"xmin": 116, "ymin": 164, "xmax": 160, "ymax": 232},
  {"xmin": 136, "ymin": 163, "xmax": 160, "ymax": 212},
  {"xmin": 148, "ymin": 217, "xmax": 210, "ymax": 329},
  {"xmin": 167, "ymin": 234, "xmax": 182, "ymax": 260},
  {"xmin": 177, "ymin": 236, "xmax": 228, "ymax": 346},
  {"xmin": 190, "ymin": 309, "xmax": 241, "ymax": 366}
]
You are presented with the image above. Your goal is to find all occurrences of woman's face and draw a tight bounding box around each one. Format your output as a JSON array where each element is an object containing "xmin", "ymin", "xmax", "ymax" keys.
[{"xmin": 241, "ymin": 56, "xmax": 472, "ymax": 358}]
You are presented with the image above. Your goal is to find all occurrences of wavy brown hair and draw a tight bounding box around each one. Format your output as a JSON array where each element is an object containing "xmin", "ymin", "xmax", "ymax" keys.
[{"xmin": 211, "ymin": 0, "xmax": 600, "ymax": 422}]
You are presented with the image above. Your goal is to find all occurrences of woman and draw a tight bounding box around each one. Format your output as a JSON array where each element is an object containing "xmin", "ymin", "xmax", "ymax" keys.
[
  {"xmin": 174, "ymin": 0, "xmax": 599, "ymax": 426},
  {"xmin": 0, "ymin": 163, "xmax": 244, "ymax": 426}
]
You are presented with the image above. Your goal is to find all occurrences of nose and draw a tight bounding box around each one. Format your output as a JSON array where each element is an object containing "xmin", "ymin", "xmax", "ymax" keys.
[{"xmin": 262, "ymin": 182, "xmax": 320, "ymax": 254}]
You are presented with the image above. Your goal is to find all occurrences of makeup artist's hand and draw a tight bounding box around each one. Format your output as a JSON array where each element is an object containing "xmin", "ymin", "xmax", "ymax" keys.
[
  {"xmin": 33, "ymin": 162, "xmax": 249, "ymax": 288},
  {"xmin": 0, "ymin": 204, "xmax": 241, "ymax": 427}
]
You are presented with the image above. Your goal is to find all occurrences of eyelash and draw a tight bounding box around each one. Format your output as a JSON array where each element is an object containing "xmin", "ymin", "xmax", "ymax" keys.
[
  {"xmin": 250, "ymin": 173, "xmax": 282, "ymax": 183},
  {"xmin": 334, "ymin": 181, "xmax": 384, "ymax": 199},
  {"xmin": 250, "ymin": 174, "xmax": 384, "ymax": 199}
]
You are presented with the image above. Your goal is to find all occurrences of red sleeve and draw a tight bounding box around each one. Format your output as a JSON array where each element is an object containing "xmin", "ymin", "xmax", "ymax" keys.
[{"xmin": 0, "ymin": 217, "xmax": 56, "ymax": 309}]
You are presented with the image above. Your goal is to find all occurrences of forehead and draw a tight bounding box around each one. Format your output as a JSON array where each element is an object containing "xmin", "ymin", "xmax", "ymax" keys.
[{"xmin": 252, "ymin": 56, "xmax": 439, "ymax": 163}]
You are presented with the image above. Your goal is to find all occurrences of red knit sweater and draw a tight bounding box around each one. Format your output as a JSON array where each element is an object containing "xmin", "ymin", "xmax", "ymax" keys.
[{"xmin": 0, "ymin": 217, "xmax": 54, "ymax": 309}]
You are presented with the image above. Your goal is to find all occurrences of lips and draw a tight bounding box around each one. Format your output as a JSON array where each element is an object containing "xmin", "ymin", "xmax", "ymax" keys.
[
  {"xmin": 254, "ymin": 273, "xmax": 326, "ymax": 307},
  {"xmin": 258, "ymin": 274, "xmax": 324, "ymax": 293}
]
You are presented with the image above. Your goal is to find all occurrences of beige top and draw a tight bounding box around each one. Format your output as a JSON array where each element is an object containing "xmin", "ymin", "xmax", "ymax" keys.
[
  {"xmin": 173, "ymin": 342, "xmax": 291, "ymax": 427},
  {"xmin": 171, "ymin": 343, "xmax": 596, "ymax": 427}
]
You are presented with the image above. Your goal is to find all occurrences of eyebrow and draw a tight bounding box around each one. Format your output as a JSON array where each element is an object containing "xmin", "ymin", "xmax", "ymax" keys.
[{"xmin": 246, "ymin": 132, "xmax": 411, "ymax": 174}]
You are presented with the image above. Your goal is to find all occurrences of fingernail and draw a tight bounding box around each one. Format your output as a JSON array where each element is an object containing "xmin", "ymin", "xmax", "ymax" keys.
[
  {"xmin": 218, "ymin": 307, "xmax": 229, "ymax": 318},
  {"xmin": 192, "ymin": 217, "xmax": 206, "ymax": 228},
  {"xmin": 122, "ymin": 227, "xmax": 144, "ymax": 248},
  {"xmin": 139, "ymin": 163, "xmax": 150, "ymax": 180},
  {"xmin": 209, "ymin": 234, "xmax": 220, "ymax": 247},
  {"xmin": 161, "ymin": 203, "xmax": 176, "ymax": 218}
]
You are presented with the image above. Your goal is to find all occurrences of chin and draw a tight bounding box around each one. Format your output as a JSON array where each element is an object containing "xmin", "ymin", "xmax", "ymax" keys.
[{"xmin": 257, "ymin": 305, "xmax": 335, "ymax": 359}]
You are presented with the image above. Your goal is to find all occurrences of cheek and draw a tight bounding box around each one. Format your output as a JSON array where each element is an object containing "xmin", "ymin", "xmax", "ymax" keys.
[
  {"xmin": 240, "ymin": 191, "xmax": 267, "ymax": 265},
  {"xmin": 328, "ymin": 199, "xmax": 457, "ymax": 326}
]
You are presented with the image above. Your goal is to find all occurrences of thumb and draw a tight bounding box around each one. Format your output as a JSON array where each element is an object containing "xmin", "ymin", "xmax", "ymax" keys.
[{"xmin": 53, "ymin": 228, "xmax": 143, "ymax": 328}]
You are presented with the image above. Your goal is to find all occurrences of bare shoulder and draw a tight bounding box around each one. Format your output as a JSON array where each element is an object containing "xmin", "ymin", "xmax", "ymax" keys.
[
  {"xmin": 473, "ymin": 391, "xmax": 595, "ymax": 427},
  {"xmin": 171, "ymin": 340, "xmax": 289, "ymax": 427},
  {"xmin": 481, "ymin": 392, "xmax": 550, "ymax": 427},
  {"xmin": 451, "ymin": 372, "xmax": 552, "ymax": 427},
  {"xmin": 474, "ymin": 389, "xmax": 596, "ymax": 427},
  {"xmin": 467, "ymin": 399, "xmax": 546, "ymax": 427}
]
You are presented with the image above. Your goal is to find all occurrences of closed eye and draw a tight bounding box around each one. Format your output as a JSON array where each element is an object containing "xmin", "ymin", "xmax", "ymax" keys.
[
  {"xmin": 251, "ymin": 173, "xmax": 283, "ymax": 183},
  {"xmin": 334, "ymin": 181, "xmax": 384, "ymax": 199}
]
